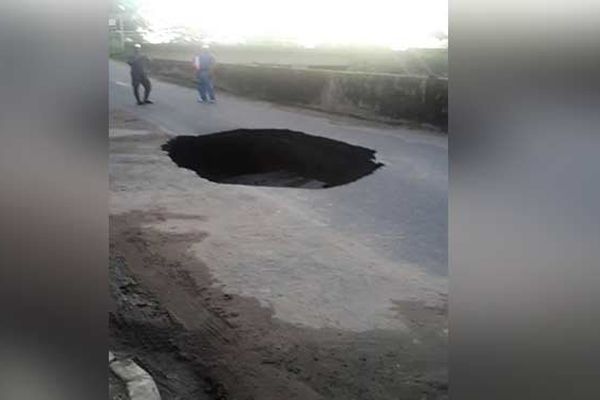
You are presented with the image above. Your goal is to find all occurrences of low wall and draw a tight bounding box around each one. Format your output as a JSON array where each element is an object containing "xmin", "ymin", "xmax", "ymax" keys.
[{"xmin": 141, "ymin": 58, "xmax": 447, "ymax": 130}]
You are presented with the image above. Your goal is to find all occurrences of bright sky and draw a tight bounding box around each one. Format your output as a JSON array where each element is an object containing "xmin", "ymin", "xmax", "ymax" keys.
[{"xmin": 140, "ymin": 0, "xmax": 447, "ymax": 49}]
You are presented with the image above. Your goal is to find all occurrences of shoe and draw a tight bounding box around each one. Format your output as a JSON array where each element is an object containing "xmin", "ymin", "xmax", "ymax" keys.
[
  {"xmin": 208, "ymin": 99, "xmax": 216, "ymax": 104},
  {"xmin": 136, "ymin": 101, "xmax": 144, "ymax": 105},
  {"xmin": 144, "ymin": 100, "xmax": 154, "ymax": 104}
]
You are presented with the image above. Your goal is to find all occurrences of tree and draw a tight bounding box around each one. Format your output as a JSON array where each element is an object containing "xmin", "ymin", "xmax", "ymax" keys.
[
  {"xmin": 110, "ymin": 0, "xmax": 148, "ymax": 44},
  {"xmin": 432, "ymin": 31, "xmax": 448, "ymax": 48}
]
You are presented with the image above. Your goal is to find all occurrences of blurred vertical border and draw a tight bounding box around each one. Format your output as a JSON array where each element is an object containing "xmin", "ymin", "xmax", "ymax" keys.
[
  {"xmin": 0, "ymin": 0, "xmax": 107, "ymax": 399},
  {"xmin": 451, "ymin": 0, "xmax": 600, "ymax": 399}
]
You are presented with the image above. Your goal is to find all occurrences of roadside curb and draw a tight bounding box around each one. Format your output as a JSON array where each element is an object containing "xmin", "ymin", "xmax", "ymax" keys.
[{"xmin": 109, "ymin": 352, "xmax": 161, "ymax": 400}]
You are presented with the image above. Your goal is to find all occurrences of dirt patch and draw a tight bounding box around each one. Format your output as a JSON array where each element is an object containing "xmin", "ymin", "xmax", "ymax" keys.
[
  {"xmin": 110, "ymin": 255, "xmax": 223, "ymax": 400},
  {"xmin": 110, "ymin": 210, "xmax": 447, "ymax": 400},
  {"xmin": 161, "ymin": 129, "xmax": 383, "ymax": 188}
]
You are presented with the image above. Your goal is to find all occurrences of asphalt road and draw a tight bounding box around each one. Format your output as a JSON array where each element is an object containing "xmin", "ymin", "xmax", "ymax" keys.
[{"xmin": 109, "ymin": 60, "xmax": 448, "ymax": 277}]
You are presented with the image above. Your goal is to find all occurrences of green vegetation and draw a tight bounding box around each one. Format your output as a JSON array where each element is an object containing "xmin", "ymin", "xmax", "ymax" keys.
[{"xmin": 116, "ymin": 43, "xmax": 447, "ymax": 77}]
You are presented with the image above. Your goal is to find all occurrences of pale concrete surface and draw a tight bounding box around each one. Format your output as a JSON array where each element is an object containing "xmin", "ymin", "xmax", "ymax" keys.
[{"xmin": 110, "ymin": 352, "xmax": 161, "ymax": 400}]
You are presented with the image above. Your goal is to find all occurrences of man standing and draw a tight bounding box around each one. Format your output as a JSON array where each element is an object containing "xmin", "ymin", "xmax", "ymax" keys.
[
  {"xmin": 127, "ymin": 44, "xmax": 153, "ymax": 105},
  {"xmin": 193, "ymin": 44, "xmax": 216, "ymax": 103}
]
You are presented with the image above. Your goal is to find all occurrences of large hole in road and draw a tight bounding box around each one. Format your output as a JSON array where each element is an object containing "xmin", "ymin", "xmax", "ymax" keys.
[{"xmin": 162, "ymin": 129, "xmax": 384, "ymax": 188}]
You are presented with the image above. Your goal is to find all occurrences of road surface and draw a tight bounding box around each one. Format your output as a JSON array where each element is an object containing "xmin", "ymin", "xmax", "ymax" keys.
[
  {"xmin": 110, "ymin": 61, "xmax": 447, "ymax": 275},
  {"xmin": 109, "ymin": 60, "xmax": 448, "ymax": 399}
]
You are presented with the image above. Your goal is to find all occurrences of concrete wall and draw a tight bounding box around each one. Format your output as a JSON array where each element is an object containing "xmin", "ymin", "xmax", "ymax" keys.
[{"xmin": 143, "ymin": 58, "xmax": 448, "ymax": 130}]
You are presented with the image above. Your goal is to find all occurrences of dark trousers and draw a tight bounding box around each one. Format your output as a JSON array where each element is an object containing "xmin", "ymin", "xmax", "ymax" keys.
[{"xmin": 132, "ymin": 74, "xmax": 151, "ymax": 103}]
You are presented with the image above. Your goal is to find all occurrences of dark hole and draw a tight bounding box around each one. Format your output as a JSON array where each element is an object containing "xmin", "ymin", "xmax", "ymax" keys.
[{"xmin": 161, "ymin": 129, "xmax": 384, "ymax": 189}]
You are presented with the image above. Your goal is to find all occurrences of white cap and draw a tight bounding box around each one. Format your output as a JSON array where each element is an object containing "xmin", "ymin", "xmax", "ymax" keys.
[
  {"xmin": 202, "ymin": 44, "xmax": 210, "ymax": 49},
  {"xmin": 134, "ymin": 43, "xmax": 142, "ymax": 49}
]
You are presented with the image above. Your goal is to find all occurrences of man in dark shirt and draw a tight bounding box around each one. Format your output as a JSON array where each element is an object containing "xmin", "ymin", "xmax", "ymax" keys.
[{"xmin": 127, "ymin": 44, "xmax": 153, "ymax": 105}]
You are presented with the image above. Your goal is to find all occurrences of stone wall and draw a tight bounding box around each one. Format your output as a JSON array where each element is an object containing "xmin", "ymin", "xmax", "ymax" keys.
[{"xmin": 140, "ymin": 58, "xmax": 447, "ymax": 130}]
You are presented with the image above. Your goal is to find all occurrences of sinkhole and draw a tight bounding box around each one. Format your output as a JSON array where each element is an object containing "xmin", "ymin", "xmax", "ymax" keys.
[{"xmin": 161, "ymin": 129, "xmax": 384, "ymax": 189}]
